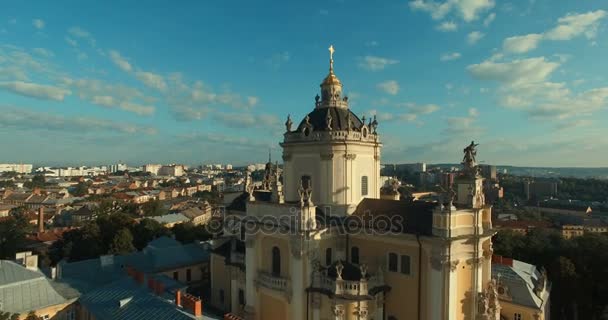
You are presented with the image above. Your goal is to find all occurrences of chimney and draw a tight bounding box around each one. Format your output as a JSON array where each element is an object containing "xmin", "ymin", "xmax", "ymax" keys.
[
  {"xmin": 37, "ymin": 207, "xmax": 44, "ymax": 233},
  {"xmin": 182, "ymin": 293, "xmax": 202, "ymax": 317},
  {"xmin": 175, "ymin": 290, "xmax": 182, "ymax": 307},
  {"xmin": 147, "ymin": 277, "xmax": 156, "ymax": 291},
  {"xmin": 154, "ymin": 280, "xmax": 165, "ymax": 295}
]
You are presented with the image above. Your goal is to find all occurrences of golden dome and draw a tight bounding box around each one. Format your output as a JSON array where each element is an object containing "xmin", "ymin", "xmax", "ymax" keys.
[{"xmin": 321, "ymin": 72, "xmax": 342, "ymax": 86}]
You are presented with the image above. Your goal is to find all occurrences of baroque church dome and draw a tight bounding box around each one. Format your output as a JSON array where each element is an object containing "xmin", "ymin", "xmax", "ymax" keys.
[{"xmin": 296, "ymin": 107, "xmax": 364, "ymax": 132}]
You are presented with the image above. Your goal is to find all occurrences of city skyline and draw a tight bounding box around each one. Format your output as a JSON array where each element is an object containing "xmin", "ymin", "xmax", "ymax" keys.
[{"xmin": 1, "ymin": 0, "xmax": 608, "ymax": 167}]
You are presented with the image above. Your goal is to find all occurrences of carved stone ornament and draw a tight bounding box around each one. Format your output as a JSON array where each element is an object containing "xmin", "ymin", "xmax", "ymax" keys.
[
  {"xmin": 321, "ymin": 153, "xmax": 334, "ymax": 160},
  {"xmin": 430, "ymin": 256, "xmax": 459, "ymax": 271},
  {"xmin": 335, "ymin": 261, "xmax": 344, "ymax": 280},
  {"xmin": 345, "ymin": 153, "xmax": 357, "ymax": 160},
  {"xmin": 285, "ymin": 114, "xmax": 293, "ymax": 132}
]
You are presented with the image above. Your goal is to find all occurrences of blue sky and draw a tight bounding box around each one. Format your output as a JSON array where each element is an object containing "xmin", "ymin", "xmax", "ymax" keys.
[{"xmin": 1, "ymin": 0, "xmax": 607, "ymax": 167}]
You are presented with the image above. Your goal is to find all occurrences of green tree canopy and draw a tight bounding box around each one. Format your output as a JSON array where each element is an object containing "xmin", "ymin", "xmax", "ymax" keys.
[{"xmin": 109, "ymin": 228, "xmax": 135, "ymax": 255}]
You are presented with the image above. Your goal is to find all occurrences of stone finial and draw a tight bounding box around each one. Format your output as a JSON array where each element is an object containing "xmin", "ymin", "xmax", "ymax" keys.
[
  {"xmin": 346, "ymin": 113, "xmax": 351, "ymax": 131},
  {"xmin": 285, "ymin": 114, "xmax": 293, "ymax": 132},
  {"xmin": 371, "ymin": 115, "xmax": 378, "ymax": 133},
  {"xmin": 360, "ymin": 264, "xmax": 368, "ymax": 278},
  {"xmin": 361, "ymin": 115, "xmax": 366, "ymax": 126},
  {"xmin": 335, "ymin": 261, "xmax": 344, "ymax": 280}
]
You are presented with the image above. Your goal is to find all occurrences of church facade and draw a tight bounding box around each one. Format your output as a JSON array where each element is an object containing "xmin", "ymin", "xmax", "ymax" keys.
[{"xmin": 210, "ymin": 47, "xmax": 505, "ymax": 320}]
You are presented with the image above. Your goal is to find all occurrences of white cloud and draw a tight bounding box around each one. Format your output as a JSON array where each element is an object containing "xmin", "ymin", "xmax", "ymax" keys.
[
  {"xmin": 68, "ymin": 26, "xmax": 96, "ymax": 47},
  {"xmin": 65, "ymin": 37, "xmax": 78, "ymax": 47},
  {"xmin": 267, "ymin": 51, "xmax": 290, "ymax": 69},
  {"xmin": 119, "ymin": 102, "xmax": 156, "ymax": 116},
  {"xmin": 468, "ymin": 107, "xmax": 479, "ymax": 117},
  {"xmin": 0, "ymin": 81, "xmax": 70, "ymax": 101},
  {"xmin": 0, "ymin": 107, "xmax": 156, "ymax": 135},
  {"xmin": 64, "ymin": 78, "xmax": 156, "ymax": 116},
  {"xmin": 377, "ymin": 80, "xmax": 400, "ymax": 95},
  {"xmin": 467, "ymin": 57, "xmax": 559, "ymax": 85},
  {"xmin": 32, "ymin": 19, "xmax": 45, "ymax": 29},
  {"xmin": 213, "ymin": 112, "xmax": 280, "ymax": 129},
  {"xmin": 409, "ymin": 0, "xmax": 495, "ymax": 22},
  {"xmin": 545, "ymin": 10, "xmax": 607, "ymax": 40},
  {"xmin": 440, "ymin": 52, "xmax": 461, "ymax": 61},
  {"xmin": 483, "ymin": 12, "xmax": 496, "ymax": 26},
  {"xmin": 32, "ymin": 48, "xmax": 54, "ymax": 57},
  {"xmin": 436, "ymin": 21, "xmax": 458, "ymax": 32},
  {"xmin": 358, "ymin": 56, "xmax": 399, "ymax": 71},
  {"xmin": 467, "ymin": 31, "xmax": 485, "ymax": 44},
  {"xmin": 135, "ymin": 71, "xmax": 167, "ymax": 91},
  {"xmin": 405, "ymin": 103, "xmax": 441, "ymax": 114},
  {"xmin": 501, "ymin": 10, "xmax": 607, "ymax": 54},
  {"xmin": 109, "ymin": 50, "xmax": 133, "ymax": 72},
  {"xmin": 365, "ymin": 41, "xmax": 379, "ymax": 47},
  {"xmin": 502, "ymin": 33, "xmax": 543, "ymax": 53},
  {"xmin": 247, "ymin": 96, "xmax": 259, "ymax": 107}
]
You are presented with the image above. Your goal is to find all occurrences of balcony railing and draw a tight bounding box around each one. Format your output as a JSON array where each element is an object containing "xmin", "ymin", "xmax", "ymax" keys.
[
  {"xmin": 312, "ymin": 272, "xmax": 384, "ymax": 297},
  {"xmin": 256, "ymin": 271, "xmax": 291, "ymax": 296}
]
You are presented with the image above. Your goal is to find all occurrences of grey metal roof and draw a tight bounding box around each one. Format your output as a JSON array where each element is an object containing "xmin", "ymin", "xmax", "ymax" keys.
[
  {"xmin": 150, "ymin": 213, "xmax": 190, "ymax": 225},
  {"xmin": 58, "ymin": 242, "xmax": 209, "ymax": 293},
  {"xmin": 0, "ymin": 261, "xmax": 67, "ymax": 314},
  {"xmin": 492, "ymin": 260, "xmax": 549, "ymax": 309},
  {"xmin": 78, "ymin": 277, "xmax": 195, "ymax": 320}
]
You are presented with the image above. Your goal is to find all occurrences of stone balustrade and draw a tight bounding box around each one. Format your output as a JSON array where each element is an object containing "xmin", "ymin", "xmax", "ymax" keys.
[{"xmin": 256, "ymin": 271, "xmax": 291, "ymax": 295}]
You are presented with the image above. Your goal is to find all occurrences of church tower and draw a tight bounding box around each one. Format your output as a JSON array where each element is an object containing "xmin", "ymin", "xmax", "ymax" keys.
[{"xmin": 281, "ymin": 45, "xmax": 382, "ymax": 216}]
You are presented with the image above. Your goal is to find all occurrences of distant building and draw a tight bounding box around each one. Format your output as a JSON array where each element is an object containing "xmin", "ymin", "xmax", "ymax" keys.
[
  {"xmin": 225, "ymin": 164, "xmax": 233, "ymax": 170},
  {"xmin": 395, "ymin": 162, "xmax": 426, "ymax": 173},
  {"xmin": 479, "ymin": 164, "xmax": 497, "ymax": 181},
  {"xmin": 143, "ymin": 164, "xmax": 162, "ymax": 175},
  {"xmin": 109, "ymin": 162, "xmax": 128, "ymax": 173},
  {"xmin": 159, "ymin": 165, "xmax": 185, "ymax": 177},
  {"xmin": 492, "ymin": 256, "xmax": 551, "ymax": 320},
  {"xmin": 0, "ymin": 163, "xmax": 33, "ymax": 174},
  {"xmin": 524, "ymin": 179, "xmax": 558, "ymax": 200}
]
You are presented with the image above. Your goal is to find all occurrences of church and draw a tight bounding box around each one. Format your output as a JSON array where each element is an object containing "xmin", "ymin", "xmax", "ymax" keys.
[{"xmin": 210, "ymin": 46, "xmax": 504, "ymax": 320}]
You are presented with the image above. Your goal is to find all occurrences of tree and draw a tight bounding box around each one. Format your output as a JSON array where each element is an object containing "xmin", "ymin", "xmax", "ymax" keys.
[
  {"xmin": 50, "ymin": 222, "xmax": 103, "ymax": 263},
  {"xmin": 130, "ymin": 219, "xmax": 170, "ymax": 250},
  {"xmin": 0, "ymin": 311, "xmax": 19, "ymax": 320},
  {"xmin": 71, "ymin": 182, "xmax": 89, "ymax": 197},
  {"xmin": 109, "ymin": 228, "xmax": 135, "ymax": 255},
  {"xmin": 24, "ymin": 311, "xmax": 40, "ymax": 320},
  {"xmin": 192, "ymin": 190, "xmax": 221, "ymax": 204},
  {"xmin": 141, "ymin": 200, "xmax": 166, "ymax": 217},
  {"xmin": 0, "ymin": 213, "xmax": 29, "ymax": 259},
  {"xmin": 24, "ymin": 175, "xmax": 45, "ymax": 189},
  {"xmin": 171, "ymin": 222, "xmax": 212, "ymax": 244}
]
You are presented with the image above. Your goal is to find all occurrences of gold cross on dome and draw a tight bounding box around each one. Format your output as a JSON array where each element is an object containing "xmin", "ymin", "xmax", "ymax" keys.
[{"xmin": 329, "ymin": 45, "xmax": 335, "ymax": 60}]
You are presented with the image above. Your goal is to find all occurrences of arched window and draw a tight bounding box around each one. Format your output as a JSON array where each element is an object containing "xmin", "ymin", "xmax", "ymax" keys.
[
  {"xmin": 272, "ymin": 247, "xmax": 281, "ymax": 276},
  {"xmin": 351, "ymin": 246, "xmax": 360, "ymax": 264},
  {"xmin": 325, "ymin": 248, "xmax": 332, "ymax": 266},
  {"xmin": 388, "ymin": 253, "xmax": 398, "ymax": 272},
  {"xmin": 361, "ymin": 176, "xmax": 369, "ymax": 196},
  {"xmin": 301, "ymin": 175, "xmax": 311, "ymax": 189}
]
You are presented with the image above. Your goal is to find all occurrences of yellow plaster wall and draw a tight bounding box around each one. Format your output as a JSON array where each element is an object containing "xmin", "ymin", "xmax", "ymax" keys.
[
  {"xmin": 456, "ymin": 261, "xmax": 473, "ymax": 320},
  {"xmin": 351, "ymin": 236, "xmax": 421, "ymax": 320},
  {"xmin": 18, "ymin": 301, "xmax": 76, "ymax": 320},
  {"xmin": 260, "ymin": 235, "xmax": 290, "ymax": 276},
  {"xmin": 500, "ymin": 301, "xmax": 544, "ymax": 320},
  {"xmin": 259, "ymin": 292, "xmax": 288, "ymax": 320},
  {"xmin": 210, "ymin": 254, "xmax": 231, "ymax": 311}
]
